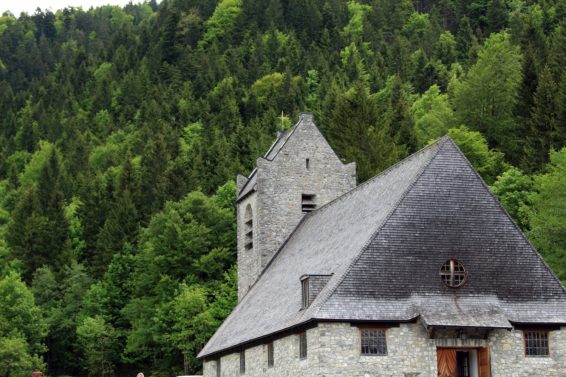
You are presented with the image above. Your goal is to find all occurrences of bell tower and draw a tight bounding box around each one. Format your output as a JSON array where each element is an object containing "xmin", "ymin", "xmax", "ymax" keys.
[{"xmin": 236, "ymin": 113, "xmax": 356, "ymax": 300}]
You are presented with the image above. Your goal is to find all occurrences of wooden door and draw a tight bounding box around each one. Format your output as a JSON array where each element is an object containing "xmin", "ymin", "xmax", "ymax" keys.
[
  {"xmin": 437, "ymin": 349, "xmax": 457, "ymax": 377},
  {"xmin": 478, "ymin": 347, "xmax": 491, "ymax": 377}
]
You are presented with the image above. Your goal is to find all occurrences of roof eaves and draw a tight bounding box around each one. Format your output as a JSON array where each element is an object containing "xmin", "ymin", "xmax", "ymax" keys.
[{"xmin": 198, "ymin": 317, "xmax": 319, "ymax": 360}]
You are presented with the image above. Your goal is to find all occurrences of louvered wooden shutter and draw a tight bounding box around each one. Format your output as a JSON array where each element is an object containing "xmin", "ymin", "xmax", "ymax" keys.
[{"xmin": 437, "ymin": 349, "xmax": 457, "ymax": 377}]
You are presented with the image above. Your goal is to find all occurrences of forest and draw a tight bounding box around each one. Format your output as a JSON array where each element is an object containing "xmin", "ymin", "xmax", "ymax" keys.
[{"xmin": 0, "ymin": 0, "xmax": 565, "ymax": 375}]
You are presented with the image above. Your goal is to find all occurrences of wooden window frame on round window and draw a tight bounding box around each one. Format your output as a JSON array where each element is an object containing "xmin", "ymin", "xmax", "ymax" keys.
[{"xmin": 440, "ymin": 259, "xmax": 468, "ymax": 288}]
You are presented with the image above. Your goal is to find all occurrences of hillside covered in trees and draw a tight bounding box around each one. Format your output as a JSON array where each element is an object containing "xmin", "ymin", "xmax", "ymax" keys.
[{"xmin": 0, "ymin": 0, "xmax": 565, "ymax": 375}]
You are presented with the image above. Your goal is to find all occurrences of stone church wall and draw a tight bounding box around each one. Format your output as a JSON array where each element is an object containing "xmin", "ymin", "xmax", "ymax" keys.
[
  {"xmin": 236, "ymin": 191, "xmax": 259, "ymax": 301},
  {"xmin": 237, "ymin": 113, "xmax": 356, "ymax": 300},
  {"xmin": 489, "ymin": 326, "xmax": 566, "ymax": 377},
  {"xmin": 203, "ymin": 322, "xmax": 566, "ymax": 377},
  {"xmin": 255, "ymin": 113, "xmax": 356, "ymax": 274},
  {"xmin": 203, "ymin": 326, "xmax": 320, "ymax": 377}
]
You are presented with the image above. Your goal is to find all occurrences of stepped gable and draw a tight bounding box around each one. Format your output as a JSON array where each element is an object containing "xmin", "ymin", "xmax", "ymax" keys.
[{"xmin": 198, "ymin": 137, "xmax": 566, "ymax": 359}]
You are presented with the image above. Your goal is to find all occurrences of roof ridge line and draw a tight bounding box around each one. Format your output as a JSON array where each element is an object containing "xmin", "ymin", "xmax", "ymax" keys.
[
  {"xmin": 237, "ymin": 117, "xmax": 304, "ymax": 198},
  {"xmin": 257, "ymin": 137, "xmax": 450, "ymax": 285},
  {"xmin": 237, "ymin": 168, "xmax": 257, "ymax": 197},
  {"xmin": 264, "ymin": 117, "xmax": 302, "ymax": 162},
  {"xmin": 442, "ymin": 138, "xmax": 566, "ymax": 294},
  {"xmin": 297, "ymin": 136, "xmax": 450, "ymax": 220},
  {"xmin": 307, "ymin": 138, "xmax": 448, "ymax": 319},
  {"xmin": 241, "ymin": 138, "xmax": 449, "ymax": 307}
]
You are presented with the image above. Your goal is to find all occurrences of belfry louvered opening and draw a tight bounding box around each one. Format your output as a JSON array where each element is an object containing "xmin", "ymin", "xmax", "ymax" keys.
[
  {"xmin": 301, "ymin": 194, "xmax": 316, "ymax": 212},
  {"xmin": 244, "ymin": 204, "xmax": 253, "ymax": 251}
]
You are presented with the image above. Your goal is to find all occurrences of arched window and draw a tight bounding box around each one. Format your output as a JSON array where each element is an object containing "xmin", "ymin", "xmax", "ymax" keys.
[{"xmin": 244, "ymin": 204, "xmax": 253, "ymax": 251}]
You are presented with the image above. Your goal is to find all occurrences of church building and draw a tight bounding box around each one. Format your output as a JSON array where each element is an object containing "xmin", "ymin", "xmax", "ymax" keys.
[{"xmin": 198, "ymin": 113, "xmax": 566, "ymax": 377}]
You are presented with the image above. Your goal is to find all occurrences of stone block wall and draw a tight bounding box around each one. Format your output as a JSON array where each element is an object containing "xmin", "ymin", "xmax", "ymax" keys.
[
  {"xmin": 202, "ymin": 322, "xmax": 566, "ymax": 377},
  {"xmin": 316, "ymin": 322, "xmax": 437, "ymax": 377},
  {"xmin": 236, "ymin": 192, "xmax": 259, "ymax": 301},
  {"xmin": 237, "ymin": 113, "xmax": 356, "ymax": 300},
  {"xmin": 203, "ymin": 326, "xmax": 320, "ymax": 376},
  {"xmin": 489, "ymin": 327, "xmax": 566, "ymax": 377},
  {"xmin": 255, "ymin": 113, "xmax": 355, "ymax": 276}
]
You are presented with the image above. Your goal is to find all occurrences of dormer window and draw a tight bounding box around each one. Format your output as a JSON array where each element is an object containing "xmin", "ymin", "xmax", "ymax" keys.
[
  {"xmin": 301, "ymin": 194, "xmax": 316, "ymax": 213},
  {"xmin": 244, "ymin": 205, "xmax": 253, "ymax": 251},
  {"xmin": 301, "ymin": 277, "xmax": 309, "ymax": 309},
  {"xmin": 300, "ymin": 274, "xmax": 331, "ymax": 309}
]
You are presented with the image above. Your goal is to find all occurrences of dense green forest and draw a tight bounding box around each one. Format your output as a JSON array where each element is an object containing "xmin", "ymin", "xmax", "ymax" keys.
[{"xmin": 0, "ymin": 0, "xmax": 565, "ymax": 375}]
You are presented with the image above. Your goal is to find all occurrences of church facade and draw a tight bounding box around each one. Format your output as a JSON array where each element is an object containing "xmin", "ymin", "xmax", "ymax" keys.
[{"xmin": 198, "ymin": 113, "xmax": 566, "ymax": 377}]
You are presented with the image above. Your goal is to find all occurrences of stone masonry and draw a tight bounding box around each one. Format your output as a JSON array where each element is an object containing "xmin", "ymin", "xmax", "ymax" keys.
[
  {"xmin": 203, "ymin": 322, "xmax": 566, "ymax": 377},
  {"xmin": 236, "ymin": 113, "xmax": 356, "ymax": 300}
]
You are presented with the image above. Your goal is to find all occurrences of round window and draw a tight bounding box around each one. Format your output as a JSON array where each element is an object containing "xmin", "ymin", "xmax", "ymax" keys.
[{"xmin": 440, "ymin": 259, "xmax": 467, "ymax": 288}]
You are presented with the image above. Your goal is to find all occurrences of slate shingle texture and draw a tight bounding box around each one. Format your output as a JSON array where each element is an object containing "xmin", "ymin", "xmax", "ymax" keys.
[{"xmin": 198, "ymin": 136, "xmax": 566, "ymax": 359}]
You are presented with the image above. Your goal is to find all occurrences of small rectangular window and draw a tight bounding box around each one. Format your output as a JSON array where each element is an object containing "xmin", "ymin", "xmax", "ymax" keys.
[
  {"xmin": 524, "ymin": 330, "xmax": 550, "ymax": 357},
  {"xmin": 267, "ymin": 342, "xmax": 274, "ymax": 368},
  {"xmin": 301, "ymin": 277, "xmax": 309, "ymax": 309},
  {"xmin": 239, "ymin": 350, "xmax": 245, "ymax": 374},
  {"xmin": 216, "ymin": 358, "xmax": 221, "ymax": 377},
  {"xmin": 301, "ymin": 194, "xmax": 316, "ymax": 213},
  {"xmin": 306, "ymin": 158, "xmax": 310, "ymax": 169},
  {"xmin": 299, "ymin": 332, "xmax": 307, "ymax": 359},
  {"xmin": 360, "ymin": 328, "xmax": 387, "ymax": 356}
]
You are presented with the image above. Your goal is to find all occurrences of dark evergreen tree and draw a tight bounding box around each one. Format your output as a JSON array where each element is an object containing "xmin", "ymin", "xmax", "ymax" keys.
[
  {"xmin": 95, "ymin": 158, "xmax": 140, "ymax": 276},
  {"xmin": 525, "ymin": 66, "xmax": 558, "ymax": 171},
  {"xmin": 0, "ymin": 0, "xmax": 564, "ymax": 373},
  {"xmin": 326, "ymin": 81, "xmax": 406, "ymax": 182}
]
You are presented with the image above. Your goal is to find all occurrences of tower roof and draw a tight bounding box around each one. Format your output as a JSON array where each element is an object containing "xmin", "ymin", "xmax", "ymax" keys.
[
  {"xmin": 237, "ymin": 113, "xmax": 327, "ymax": 201},
  {"xmin": 199, "ymin": 136, "xmax": 566, "ymax": 359}
]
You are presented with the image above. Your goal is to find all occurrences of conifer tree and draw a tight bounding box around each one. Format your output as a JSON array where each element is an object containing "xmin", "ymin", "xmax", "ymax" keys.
[
  {"xmin": 528, "ymin": 148, "xmax": 566, "ymax": 283},
  {"xmin": 548, "ymin": 21, "xmax": 566, "ymax": 80},
  {"xmin": 327, "ymin": 81, "xmax": 406, "ymax": 182},
  {"xmin": 525, "ymin": 66, "xmax": 558, "ymax": 171},
  {"xmin": 556, "ymin": 70, "xmax": 566, "ymax": 142},
  {"xmin": 95, "ymin": 159, "xmax": 139, "ymax": 276},
  {"xmin": 486, "ymin": 0, "xmax": 508, "ymax": 34},
  {"xmin": 140, "ymin": 134, "xmax": 170, "ymax": 220},
  {"xmin": 6, "ymin": 149, "xmax": 70, "ymax": 279},
  {"xmin": 452, "ymin": 32, "xmax": 522, "ymax": 160}
]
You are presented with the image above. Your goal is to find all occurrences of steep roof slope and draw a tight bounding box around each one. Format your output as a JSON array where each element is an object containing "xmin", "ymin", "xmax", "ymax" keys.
[
  {"xmin": 317, "ymin": 139, "xmax": 566, "ymax": 327},
  {"xmin": 199, "ymin": 137, "xmax": 443, "ymax": 358},
  {"xmin": 199, "ymin": 137, "xmax": 566, "ymax": 358}
]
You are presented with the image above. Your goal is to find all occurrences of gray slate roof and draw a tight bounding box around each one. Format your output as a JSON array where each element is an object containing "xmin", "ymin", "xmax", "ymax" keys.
[{"xmin": 199, "ymin": 137, "xmax": 566, "ymax": 359}]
